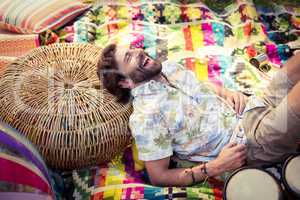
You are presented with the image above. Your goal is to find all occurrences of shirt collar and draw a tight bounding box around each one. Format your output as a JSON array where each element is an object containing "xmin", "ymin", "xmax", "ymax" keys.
[
  {"xmin": 131, "ymin": 61, "xmax": 173, "ymax": 98},
  {"xmin": 131, "ymin": 79, "xmax": 168, "ymax": 97}
]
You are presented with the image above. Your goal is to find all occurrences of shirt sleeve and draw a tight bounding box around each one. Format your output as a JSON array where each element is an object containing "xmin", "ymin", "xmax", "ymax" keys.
[
  {"xmin": 161, "ymin": 60, "xmax": 185, "ymax": 76},
  {"xmin": 129, "ymin": 107, "xmax": 173, "ymax": 161}
]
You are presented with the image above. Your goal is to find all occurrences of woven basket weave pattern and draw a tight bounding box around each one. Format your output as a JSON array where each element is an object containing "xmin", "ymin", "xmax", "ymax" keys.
[{"xmin": 0, "ymin": 43, "xmax": 133, "ymax": 170}]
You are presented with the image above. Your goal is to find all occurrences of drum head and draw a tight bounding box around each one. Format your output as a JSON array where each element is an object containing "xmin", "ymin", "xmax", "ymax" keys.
[
  {"xmin": 283, "ymin": 155, "xmax": 300, "ymax": 196},
  {"xmin": 224, "ymin": 168, "xmax": 283, "ymax": 200}
]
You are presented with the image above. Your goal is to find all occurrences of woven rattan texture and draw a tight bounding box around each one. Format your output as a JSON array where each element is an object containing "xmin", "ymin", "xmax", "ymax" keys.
[{"xmin": 0, "ymin": 43, "xmax": 133, "ymax": 170}]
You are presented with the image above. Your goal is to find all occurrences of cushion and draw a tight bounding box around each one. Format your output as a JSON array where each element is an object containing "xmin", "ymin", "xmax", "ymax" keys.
[
  {"xmin": 0, "ymin": 0, "xmax": 90, "ymax": 34},
  {"xmin": 0, "ymin": 28, "xmax": 40, "ymax": 78},
  {"xmin": 0, "ymin": 29, "xmax": 39, "ymax": 57},
  {"xmin": 0, "ymin": 120, "xmax": 53, "ymax": 196},
  {"xmin": 0, "ymin": 43, "xmax": 133, "ymax": 170}
]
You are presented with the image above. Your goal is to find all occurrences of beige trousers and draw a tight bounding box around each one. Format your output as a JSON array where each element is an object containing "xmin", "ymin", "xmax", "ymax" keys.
[{"xmin": 243, "ymin": 71, "xmax": 300, "ymax": 164}]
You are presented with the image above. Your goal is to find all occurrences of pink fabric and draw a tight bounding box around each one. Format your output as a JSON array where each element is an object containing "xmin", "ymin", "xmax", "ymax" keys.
[
  {"xmin": 201, "ymin": 22, "xmax": 215, "ymax": 46},
  {"xmin": 0, "ymin": 157, "xmax": 52, "ymax": 195},
  {"xmin": 0, "ymin": 193, "xmax": 53, "ymax": 200}
]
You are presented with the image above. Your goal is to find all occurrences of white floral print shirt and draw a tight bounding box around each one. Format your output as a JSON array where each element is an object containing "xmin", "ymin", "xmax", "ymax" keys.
[{"xmin": 129, "ymin": 61, "xmax": 265, "ymax": 162}]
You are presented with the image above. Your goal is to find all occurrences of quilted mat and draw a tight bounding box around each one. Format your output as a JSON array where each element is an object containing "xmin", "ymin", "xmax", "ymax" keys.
[{"xmin": 46, "ymin": 0, "xmax": 300, "ymax": 199}]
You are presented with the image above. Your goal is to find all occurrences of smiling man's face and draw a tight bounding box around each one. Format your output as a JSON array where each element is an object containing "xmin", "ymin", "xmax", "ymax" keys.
[{"xmin": 114, "ymin": 45, "xmax": 162, "ymax": 83}]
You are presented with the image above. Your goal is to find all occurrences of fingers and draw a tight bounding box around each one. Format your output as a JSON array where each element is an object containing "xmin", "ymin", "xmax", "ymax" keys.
[
  {"xmin": 233, "ymin": 94, "xmax": 240, "ymax": 114},
  {"xmin": 225, "ymin": 143, "xmax": 247, "ymax": 153},
  {"xmin": 228, "ymin": 154, "xmax": 247, "ymax": 170},
  {"xmin": 238, "ymin": 153, "xmax": 247, "ymax": 166},
  {"xmin": 233, "ymin": 148, "xmax": 247, "ymax": 164},
  {"xmin": 240, "ymin": 153, "xmax": 247, "ymax": 161},
  {"xmin": 238, "ymin": 94, "xmax": 246, "ymax": 115},
  {"xmin": 217, "ymin": 143, "xmax": 247, "ymax": 172},
  {"xmin": 226, "ymin": 91, "xmax": 247, "ymax": 115},
  {"xmin": 237, "ymin": 158, "xmax": 246, "ymax": 167},
  {"xmin": 227, "ymin": 95, "xmax": 235, "ymax": 109},
  {"xmin": 228, "ymin": 93, "xmax": 240, "ymax": 114},
  {"xmin": 232, "ymin": 149, "xmax": 247, "ymax": 168},
  {"xmin": 235, "ymin": 149, "xmax": 247, "ymax": 159},
  {"xmin": 225, "ymin": 142, "xmax": 237, "ymax": 148},
  {"xmin": 233, "ymin": 144, "xmax": 247, "ymax": 152}
]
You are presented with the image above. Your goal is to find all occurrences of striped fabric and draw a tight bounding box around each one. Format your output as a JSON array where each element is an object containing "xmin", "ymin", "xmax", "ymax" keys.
[
  {"xmin": 0, "ymin": 28, "xmax": 40, "ymax": 76},
  {"xmin": 0, "ymin": 121, "xmax": 54, "ymax": 198},
  {"xmin": 0, "ymin": 29, "xmax": 39, "ymax": 57},
  {"xmin": 0, "ymin": 0, "xmax": 90, "ymax": 34}
]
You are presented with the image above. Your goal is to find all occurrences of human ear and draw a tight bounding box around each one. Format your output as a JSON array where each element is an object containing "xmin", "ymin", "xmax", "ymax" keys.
[{"xmin": 118, "ymin": 79, "xmax": 135, "ymax": 89}]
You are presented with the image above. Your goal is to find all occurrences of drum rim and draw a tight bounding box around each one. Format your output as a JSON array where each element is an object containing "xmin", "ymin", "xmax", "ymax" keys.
[
  {"xmin": 223, "ymin": 166, "xmax": 283, "ymax": 200},
  {"xmin": 282, "ymin": 153, "xmax": 300, "ymax": 197}
]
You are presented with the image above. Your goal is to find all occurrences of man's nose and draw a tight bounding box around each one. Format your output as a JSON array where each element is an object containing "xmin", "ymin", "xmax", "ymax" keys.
[
  {"xmin": 135, "ymin": 48, "xmax": 144, "ymax": 54},
  {"xmin": 135, "ymin": 49, "xmax": 143, "ymax": 58}
]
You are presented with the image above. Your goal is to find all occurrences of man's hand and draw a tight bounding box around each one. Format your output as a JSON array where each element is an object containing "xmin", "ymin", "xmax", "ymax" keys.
[
  {"xmin": 224, "ymin": 89, "xmax": 247, "ymax": 115},
  {"xmin": 208, "ymin": 83, "xmax": 247, "ymax": 115},
  {"xmin": 206, "ymin": 142, "xmax": 247, "ymax": 176}
]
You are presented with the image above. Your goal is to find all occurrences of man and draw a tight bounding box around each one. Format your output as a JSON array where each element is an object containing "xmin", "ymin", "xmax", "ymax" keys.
[{"xmin": 97, "ymin": 44, "xmax": 300, "ymax": 186}]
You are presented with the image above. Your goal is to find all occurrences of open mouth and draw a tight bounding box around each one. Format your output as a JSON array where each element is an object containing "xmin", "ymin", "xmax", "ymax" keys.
[
  {"xmin": 141, "ymin": 56, "xmax": 150, "ymax": 68},
  {"xmin": 143, "ymin": 57, "xmax": 150, "ymax": 67}
]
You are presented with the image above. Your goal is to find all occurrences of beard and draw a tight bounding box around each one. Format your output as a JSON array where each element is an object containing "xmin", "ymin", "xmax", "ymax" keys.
[{"xmin": 128, "ymin": 56, "xmax": 162, "ymax": 84}]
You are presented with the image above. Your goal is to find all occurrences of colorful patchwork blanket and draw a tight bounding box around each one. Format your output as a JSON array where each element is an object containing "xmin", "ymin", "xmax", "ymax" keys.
[
  {"xmin": 71, "ymin": 147, "xmax": 224, "ymax": 200},
  {"xmin": 44, "ymin": 0, "xmax": 299, "ymax": 199}
]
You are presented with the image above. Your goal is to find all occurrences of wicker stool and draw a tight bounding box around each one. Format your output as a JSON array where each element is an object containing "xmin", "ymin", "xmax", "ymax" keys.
[{"xmin": 0, "ymin": 43, "xmax": 133, "ymax": 170}]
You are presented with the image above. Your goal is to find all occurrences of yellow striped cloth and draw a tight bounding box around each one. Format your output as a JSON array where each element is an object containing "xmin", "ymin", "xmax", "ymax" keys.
[{"xmin": 0, "ymin": 0, "xmax": 90, "ymax": 34}]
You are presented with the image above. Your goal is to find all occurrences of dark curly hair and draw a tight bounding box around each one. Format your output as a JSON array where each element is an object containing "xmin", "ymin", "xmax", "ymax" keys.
[{"xmin": 97, "ymin": 44, "xmax": 131, "ymax": 104}]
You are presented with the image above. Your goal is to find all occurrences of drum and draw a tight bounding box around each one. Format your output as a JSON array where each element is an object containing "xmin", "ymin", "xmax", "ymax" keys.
[
  {"xmin": 223, "ymin": 167, "xmax": 284, "ymax": 200},
  {"xmin": 282, "ymin": 154, "xmax": 300, "ymax": 197}
]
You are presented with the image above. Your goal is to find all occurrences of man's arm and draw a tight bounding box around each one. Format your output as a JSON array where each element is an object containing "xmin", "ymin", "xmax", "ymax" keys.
[{"xmin": 145, "ymin": 142, "xmax": 246, "ymax": 186}]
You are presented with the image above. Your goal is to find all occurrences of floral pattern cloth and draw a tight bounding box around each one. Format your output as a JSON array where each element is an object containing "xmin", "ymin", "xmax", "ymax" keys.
[{"xmin": 130, "ymin": 61, "xmax": 265, "ymax": 162}]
